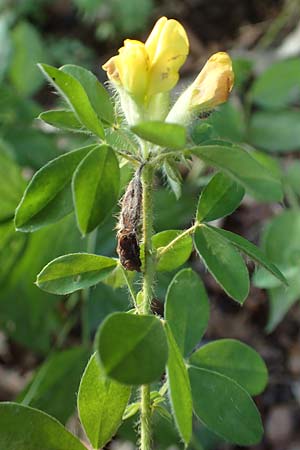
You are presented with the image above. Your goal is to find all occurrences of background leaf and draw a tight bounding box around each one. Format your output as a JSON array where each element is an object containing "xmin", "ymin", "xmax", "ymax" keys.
[
  {"xmin": 250, "ymin": 58, "xmax": 300, "ymax": 109},
  {"xmin": 255, "ymin": 210, "xmax": 300, "ymax": 331},
  {"xmin": 0, "ymin": 221, "xmax": 27, "ymax": 284},
  {"xmin": 96, "ymin": 312, "xmax": 168, "ymax": 385},
  {"xmin": 165, "ymin": 268, "xmax": 209, "ymax": 356},
  {"xmin": 17, "ymin": 347, "xmax": 89, "ymax": 423},
  {"xmin": 0, "ymin": 215, "xmax": 86, "ymax": 353},
  {"xmin": 0, "ymin": 148, "xmax": 25, "ymax": 221},
  {"xmin": 9, "ymin": 21, "xmax": 45, "ymax": 96},
  {"xmin": 78, "ymin": 353, "xmax": 131, "ymax": 449},
  {"xmin": 191, "ymin": 144, "xmax": 283, "ymax": 202},
  {"xmin": 248, "ymin": 110, "xmax": 300, "ymax": 152}
]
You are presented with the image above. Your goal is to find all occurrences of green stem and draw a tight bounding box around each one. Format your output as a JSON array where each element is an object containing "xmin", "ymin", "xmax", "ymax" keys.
[
  {"xmin": 150, "ymin": 148, "xmax": 190, "ymax": 166},
  {"xmin": 121, "ymin": 267, "xmax": 138, "ymax": 308},
  {"xmin": 114, "ymin": 149, "xmax": 141, "ymax": 166},
  {"xmin": 81, "ymin": 229, "xmax": 98, "ymax": 347},
  {"xmin": 157, "ymin": 223, "xmax": 198, "ymax": 259},
  {"xmin": 141, "ymin": 165, "xmax": 155, "ymax": 315},
  {"xmin": 140, "ymin": 165, "xmax": 155, "ymax": 450}
]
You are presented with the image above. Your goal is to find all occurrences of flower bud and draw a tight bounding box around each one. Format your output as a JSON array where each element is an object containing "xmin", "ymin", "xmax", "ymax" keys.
[
  {"xmin": 190, "ymin": 52, "xmax": 234, "ymax": 110},
  {"xmin": 167, "ymin": 52, "xmax": 234, "ymax": 125}
]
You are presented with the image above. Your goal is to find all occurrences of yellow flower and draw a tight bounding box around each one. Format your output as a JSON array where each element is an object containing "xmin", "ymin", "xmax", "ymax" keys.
[
  {"xmin": 167, "ymin": 52, "xmax": 234, "ymax": 124},
  {"xmin": 102, "ymin": 17, "xmax": 189, "ymax": 101},
  {"xmin": 190, "ymin": 52, "xmax": 234, "ymax": 110}
]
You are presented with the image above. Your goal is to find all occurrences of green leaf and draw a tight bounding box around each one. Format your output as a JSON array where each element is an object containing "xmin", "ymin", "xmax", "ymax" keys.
[
  {"xmin": 131, "ymin": 121, "xmax": 186, "ymax": 149},
  {"xmin": 250, "ymin": 58, "xmax": 300, "ymax": 109},
  {"xmin": 248, "ymin": 110, "xmax": 300, "ymax": 152},
  {"xmin": 0, "ymin": 149, "xmax": 25, "ymax": 221},
  {"xmin": 165, "ymin": 323, "xmax": 192, "ymax": 445},
  {"xmin": 0, "ymin": 215, "xmax": 85, "ymax": 353},
  {"xmin": 197, "ymin": 172, "xmax": 245, "ymax": 222},
  {"xmin": 285, "ymin": 160, "xmax": 300, "ymax": 197},
  {"xmin": 253, "ymin": 265, "xmax": 298, "ymax": 289},
  {"xmin": 38, "ymin": 63, "xmax": 104, "ymax": 138},
  {"xmin": 39, "ymin": 110, "xmax": 86, "ymax": 133},
  {"xmin": 96, "ymin": 312, "xmax": 168, "ymax": 385},
  {"xmin": 9, "ymin": 22, "xmax": 45, "ymax": 96},
  {"xmin": 267, "ymin": 275, "xmax": 300, "ymax": 332},
  {"xmin": 189, "ymin": 339, "xmax": 268, "ymax": 395},
  {"xmin": 123, "ymin": 402, "xmax": 140, "ymax": 420},
  {"xmin": 251, "ymin": 150, "xmax": 282, "ymax": 179},
  {"xmin": 194, "ymin": 225, "xmax": 249, "ymax": 303},
  {"xmin": 72, "ymin": 145, "xmax": 120, "ymax": 234},
  {"xmin": 189, "ymin": 367, "xmax": 263, "ymax": 445},
  {"xmin": 111, "ymin": 0, "xmax": 153, "ymax": 34},
  {"xmin": 153, "ymin": 230, "xmax": 193, "ymax": 272},
  {"xmin": 37, "ymin": 253, "xmax": 117, "ymax": 295},
  {"xmin": 262, "ymin": 210, "xmax": 300, "ymax": 266},
  {"xmin": 17, "ymin": 347, "xmax": 89, "ymax": 423},
  {"xmin": 0, "ymin": 402, "xmax": 86, "ymax": 450},
  {"xmin": 211, "ymin": 226, "xmax": 287, "ymax": 286},
  {"xmin": 0, "ymin": 15, "xmax": 12, "ymax": 82},
  {"xmin": 232, "ymin": 58, "xmax": 253, "ymax": 92},
  {"xmin": 165, "ymin": 268, "xmax": 209, "ymax": 356},
  {"xmin": 191, "ymin": 121, "xmax": 215, "ymax": 144},
  {"xmin": 206, "ymin": 101, "xmax": 246, "ymax": 143},
  {"xmin": 191, "ymin": 144, "xmax": 283, "ymax": 202},
  {"xmin": 61, "ymin": 64, "xmax": 115, "ymax": 125},
  {"xmin": 102, "ymin": 263, "xmax": 135, "ymax": 289},
  {"xmin": 0, "ymin": 221, "xmax": 27, "ymax": 284},
  {"xmin": 15, "ymin": 145, "xmax": 96, "ymax": 232},
  {"xmin": 164, "ymin": 160, "xmax": 182, "ymax": 200},
  {"xmin": 255, "ymin": 210, "xmax": 300, "ymax": 331},
  {"xmin": 78, "ymin": 353, "xmax": 131, "ymax": 449}
]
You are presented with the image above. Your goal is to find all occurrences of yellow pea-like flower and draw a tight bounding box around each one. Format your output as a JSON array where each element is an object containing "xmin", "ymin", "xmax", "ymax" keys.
[
  {"xmin": 167, "ymin": 52, "xmax": 234, "ymax": 125},
  {"xmin": 190, "ymin": 52, "xmax": 234, "ymax": 110},
  {"xmin": 102, "ymin": 16, "xmax": 189, "ymax": 101}
]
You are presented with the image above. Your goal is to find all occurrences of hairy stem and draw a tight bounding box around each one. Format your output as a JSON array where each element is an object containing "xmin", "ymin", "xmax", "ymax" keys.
[
  {"xmin": 157, "ymin": 223, "xmax": 198, "ymax": 258},
  {"xmin": 121, "ymin": 267, "xmax": 138, "ymax": 308},
  {"xmin": 140, "ymin": 164, "xmax": 155, "ymax": 450}
]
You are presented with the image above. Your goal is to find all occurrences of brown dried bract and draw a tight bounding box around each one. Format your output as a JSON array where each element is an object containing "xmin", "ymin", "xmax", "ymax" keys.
[
  {"xmin": 117, "ymin": 230, "xmax": 141, "ymax": 271},
  {"xmin": 117, "ymin": 166, "xmax": 143, "ymax": 271}
]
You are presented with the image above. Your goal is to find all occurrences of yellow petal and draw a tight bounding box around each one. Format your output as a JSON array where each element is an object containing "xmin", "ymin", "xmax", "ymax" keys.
[
  {"xmin": 103, "ymin": 39, "xmax": 150, "ymax": 100},
  {"xmin": 102, "ymin": 56, "xmax": 121, "ymax": 85},
  {"xmin": 145, "ymin": 16, "xmax": 168, "ymax": 62},
  {"xmin": 147, "ymin": 19, "xmax": 189, "ymax": 95},
  {"xmin": 190, "ymin": 52, "xmax": 234, "ymax": 109}
]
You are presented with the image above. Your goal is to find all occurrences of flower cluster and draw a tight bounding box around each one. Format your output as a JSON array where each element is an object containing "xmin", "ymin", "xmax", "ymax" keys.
[{"xmin": 102, "ymin": 16, "xmax": 234, "ymax": 125}]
